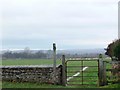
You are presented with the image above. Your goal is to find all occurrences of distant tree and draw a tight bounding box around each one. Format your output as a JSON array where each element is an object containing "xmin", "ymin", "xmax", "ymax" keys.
[
  {"xmin": 2, "ymin": 50, "xmax": 12, "ymax": 59},
  {"xmin": 35, "ymin": 51, "xmax": 46, "ymax": 58},
  {"xmin": 23, "ymin": 47, "xmax": 31, "ymax": 58},
  {"xmin": 24, "ymin": 47, "xmax": 31, "ymax": 54},
  {"xmin": 46, "ymin": 50, "xmax": 52, "ymax": 59}
]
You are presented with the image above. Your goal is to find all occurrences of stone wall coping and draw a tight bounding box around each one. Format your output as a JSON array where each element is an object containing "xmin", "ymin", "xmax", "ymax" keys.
[{"xmin": 0, "ymin": 65, "xmax": 61, "ymax": 68}]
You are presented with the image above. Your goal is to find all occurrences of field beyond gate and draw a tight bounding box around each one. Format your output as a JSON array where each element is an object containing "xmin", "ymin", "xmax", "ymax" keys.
[{"xmin": 66, "ymin": 59, "xmax": 99, "ymax": 86}]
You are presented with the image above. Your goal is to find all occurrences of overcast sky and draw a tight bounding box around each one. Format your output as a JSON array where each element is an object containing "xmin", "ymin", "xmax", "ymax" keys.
[{"xmin": 1, "ymin": 0, "xmax": 119, "ymax": 50}]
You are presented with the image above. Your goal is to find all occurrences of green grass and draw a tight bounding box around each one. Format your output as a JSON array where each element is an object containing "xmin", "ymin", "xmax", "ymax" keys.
[
  {"xmin": 1, "ymin": 81, "xmax": 120, "ymax": 88},
  {"xmin": 1, "ymin": 81, "xmax": 98, "ymax": 88},
  {"xmin": 0, "ymin": 81, "xmax": 1, "ymax": 89},
  {"xmin": 0, "ymin": 59, "xmax": 2, "ymax": 65},
  {"xmin": 1, "ymin": 81, "xmax": 66, "ymax": 88},
  {"xmin": 101, "ymin": 84, "xmax": 120, "ymax": 88},
  {"xmin": 2, "ymin": 59, "xmax": 62, "ymax": 65}
]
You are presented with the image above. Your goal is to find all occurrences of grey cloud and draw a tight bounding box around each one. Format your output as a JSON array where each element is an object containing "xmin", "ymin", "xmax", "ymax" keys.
[{"xmin": 1, "ymin": 0, "xmax": 118, "ymax": 49}]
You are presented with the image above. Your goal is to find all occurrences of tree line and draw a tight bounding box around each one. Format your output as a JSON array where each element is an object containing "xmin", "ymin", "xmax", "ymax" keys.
[
  {"xmin": 2, "ymin": 51, "xmax": 105, "ymax": 60},
  {"xmin": 2, "ymin": 47, "xmax": 106, "ymax": 60},
  {"xmin": 2, "ymin": 50, "xmax": 48, "ymax": 59}
]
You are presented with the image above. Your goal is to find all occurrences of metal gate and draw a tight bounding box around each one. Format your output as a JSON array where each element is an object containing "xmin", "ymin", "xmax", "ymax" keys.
[{"xmin": 65, "ymin": 59, "xmax": 99, "ymax": 86}]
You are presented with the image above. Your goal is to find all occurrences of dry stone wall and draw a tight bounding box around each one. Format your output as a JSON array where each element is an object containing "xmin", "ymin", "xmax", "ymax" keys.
[{"xmin": 0, "ymin": 65, "xmax": 62, "ymax": 85}]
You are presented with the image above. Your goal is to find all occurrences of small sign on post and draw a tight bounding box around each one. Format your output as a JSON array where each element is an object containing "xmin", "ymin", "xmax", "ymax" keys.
[{"xmin": 53, "ymin": 43, "xmax": 56, "ymax": 85}]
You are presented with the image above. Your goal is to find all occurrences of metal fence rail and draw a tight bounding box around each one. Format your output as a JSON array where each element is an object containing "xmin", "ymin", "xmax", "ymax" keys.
[{"xmin": 65, "ymin": 59, "xmax": 99, "ymax": 86}]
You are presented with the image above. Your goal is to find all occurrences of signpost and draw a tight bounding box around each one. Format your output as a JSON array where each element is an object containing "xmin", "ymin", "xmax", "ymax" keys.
[{"xmin": 53, "ymin": 43, "xmax": 56, "ymax": 84}]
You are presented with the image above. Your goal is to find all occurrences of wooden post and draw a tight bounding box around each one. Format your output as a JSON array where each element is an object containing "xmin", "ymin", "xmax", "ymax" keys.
[
  {"xmin": 98, "ymin": 54, "xmax": 104, "ymax": 86},
  {"xmin": 103, "ymin": 61, "xmax": 107, "ymax": 85},
  {"xmin": 53, "ymin": 43, "xmax": 56, "ymax": 84},
  {"xmin": 62, "ymin": 55, "xmax": 66, "ymax": 86},
  {"xmin": 98, "ymin": 59, "xmax": 102, "ymax": 86}
]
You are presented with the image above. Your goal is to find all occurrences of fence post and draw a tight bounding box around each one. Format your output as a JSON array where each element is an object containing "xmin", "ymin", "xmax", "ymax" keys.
[
  {"xmin": 98, "ymin": 54, "xmax": 104, "ymax": 86},
  {"xmin": 103, "ymin": 61, "xmax": 107, "ymax": 85},
  {"xmin": 62, "ymin": 55, "xmax": 66, "ymax": 86},
  {"xmin": 53, "ymin": 43, "xmax": 56, "ymax": 84},
  {"xmin": 98, "ymin": 59, "xmax": 103, "ymax": 86}
]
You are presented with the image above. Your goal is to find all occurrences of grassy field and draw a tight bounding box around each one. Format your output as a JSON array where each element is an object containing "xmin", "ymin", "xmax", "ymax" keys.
[
  {"xmin": 2, "ymin": 59, "xmax": 62, "ymax": 65},
  {"xmin": 1, "ymin": 58, "xmax": 120, "ymax": 88}
]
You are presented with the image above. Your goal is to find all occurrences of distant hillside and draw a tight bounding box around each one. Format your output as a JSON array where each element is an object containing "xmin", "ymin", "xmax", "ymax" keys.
[
  {"xmin": 1, "ymin": 48, "xmax": 105, "ymax": 54},
  {"xmin": 1, "ymin": 48, "xmax": 107, "ymax": 59},
  {"xmin": 57, "ymin": 48, "xmax": 105, "ymax": 54}
]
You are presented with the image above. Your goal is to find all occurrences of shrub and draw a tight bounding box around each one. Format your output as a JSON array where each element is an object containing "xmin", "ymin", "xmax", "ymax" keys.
[
  {"xmin": 114, "ymin": 42, "xmax": 120, "ymax": 60},
  {"xmin": 105, "ymin": 39, "xmax": 120, "ymax": 61}
]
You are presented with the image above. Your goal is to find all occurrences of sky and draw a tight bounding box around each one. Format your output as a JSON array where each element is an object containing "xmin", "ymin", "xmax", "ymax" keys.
[{"xmin": 1, "ymin": 0, "xmax": 119, "ymax": 50}]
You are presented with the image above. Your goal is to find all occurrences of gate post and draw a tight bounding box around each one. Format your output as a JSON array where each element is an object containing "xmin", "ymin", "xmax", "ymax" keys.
[
  {"xmin": 98, "ymin": 59, "xmax": 104, "ymax": 86},
  {"xmin": 98, "ymin": 54, "xmax": 107, "ymax": 86},
  {"xmin": 103, "ymin": 61, "xmax": 107, "ymax": 85},
  {"xmin": 98, "ymin": 54, "xmax": 104, "ymax": 86},
  {"xmin": 62, "ymin": 55, "xmax": 66, "ymax": 86}
]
